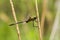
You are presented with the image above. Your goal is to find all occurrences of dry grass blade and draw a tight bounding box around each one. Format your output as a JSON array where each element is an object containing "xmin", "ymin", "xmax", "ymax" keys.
[
  {"xmin": 9, "ymin": 0, "xmax": 21, "ymax": 40},
  {"xmin": 41, "ymin": 0, "xmax": 47, "ymax": 38},
  {"xmin": 35, "ymin": 0, "xmax": 42, "ymax": 40},
  {"xmin": 49, "ymin": 0, "xmax": 60, "ymax": 40}
]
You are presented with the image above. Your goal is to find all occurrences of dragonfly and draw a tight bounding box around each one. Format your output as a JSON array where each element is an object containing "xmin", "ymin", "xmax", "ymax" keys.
[
  {"xmin": 9, "ymin": 13, "xmax": 37, "ymax": 26},
  {"xmin": 9, "ymin": 16, "xmax": 37, "ymax": 26}
]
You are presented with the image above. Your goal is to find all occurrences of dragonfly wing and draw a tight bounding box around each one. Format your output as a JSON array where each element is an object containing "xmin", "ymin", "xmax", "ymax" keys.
[{"xmin": 24, "ymin": 12, "xmax": 30, "ymax": 21}]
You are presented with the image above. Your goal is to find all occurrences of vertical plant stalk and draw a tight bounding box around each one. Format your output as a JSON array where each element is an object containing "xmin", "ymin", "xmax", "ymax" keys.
[
  {"xmin": 9, "ymin": 0, "xmax": 21, "ymax": 40},
  {"xmin": 49, "ymin": 0, "xmax": 60, "ymax": 40},
  {"xmin": 41, "ymin": 0, "xmax": 47, "ymax": 37},
  {"xmin": 35, "ymin": 0, "xmax": 42, "ymax": 40}
]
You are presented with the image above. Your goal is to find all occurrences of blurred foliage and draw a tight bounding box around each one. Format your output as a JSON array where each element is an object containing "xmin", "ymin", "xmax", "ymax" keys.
[{"xmin": 0, "ymin": 0, "xmax": 59, "ymax": 40}]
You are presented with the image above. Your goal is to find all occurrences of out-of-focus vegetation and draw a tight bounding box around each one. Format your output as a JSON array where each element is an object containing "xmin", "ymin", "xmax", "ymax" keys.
[{"xmin": 0, "ymin": 0, "xmax": 60, "ymax": 40}]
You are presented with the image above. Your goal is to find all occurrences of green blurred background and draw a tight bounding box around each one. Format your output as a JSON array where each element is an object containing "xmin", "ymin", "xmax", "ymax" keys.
[{"xmin": 0, "ymin": 0, "xmax": 59, "ymax": 40}]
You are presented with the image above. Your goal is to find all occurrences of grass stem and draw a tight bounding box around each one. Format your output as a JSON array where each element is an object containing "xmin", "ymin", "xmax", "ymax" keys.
[
  {"xmin": 35, "ymin": 0, "xmax": 42, "ymax": 40},
  {"xmin": 9, "ymin": 0, "xmax": 21, "ymax": 40}
]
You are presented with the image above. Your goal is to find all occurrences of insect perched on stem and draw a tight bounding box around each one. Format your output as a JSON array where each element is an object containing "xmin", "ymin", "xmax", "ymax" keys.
[{"xmin": 9, "ymin": 16, "xmax": 37, "ymax": 26}]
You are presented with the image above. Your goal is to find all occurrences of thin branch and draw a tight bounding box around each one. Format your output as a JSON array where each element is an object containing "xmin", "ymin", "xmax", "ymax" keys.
[
  {"xmin": 35, "ymin": 0, "xmax": 42, "ymax": 40},
  {"xmin": 9, "ymin": 0, "xmax": 21, "ymax": 40},
  {"xmin": 41, "ymin": 0, "xmax": 47, "ymax": 37}
]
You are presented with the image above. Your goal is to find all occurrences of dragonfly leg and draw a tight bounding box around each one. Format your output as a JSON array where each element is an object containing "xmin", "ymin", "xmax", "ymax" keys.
[
  {"xmin": 33, "ymin": 21, "xmax": 38, "ymax": 27},
  {"xmin": 33, "ymin": 21, "xmax": 34, "ymax": 27}
]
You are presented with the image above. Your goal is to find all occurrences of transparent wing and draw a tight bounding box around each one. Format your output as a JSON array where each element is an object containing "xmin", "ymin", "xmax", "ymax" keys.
[{"xmin": 24, "ymin": 12, "xmax": 30, "ymax": 21}]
